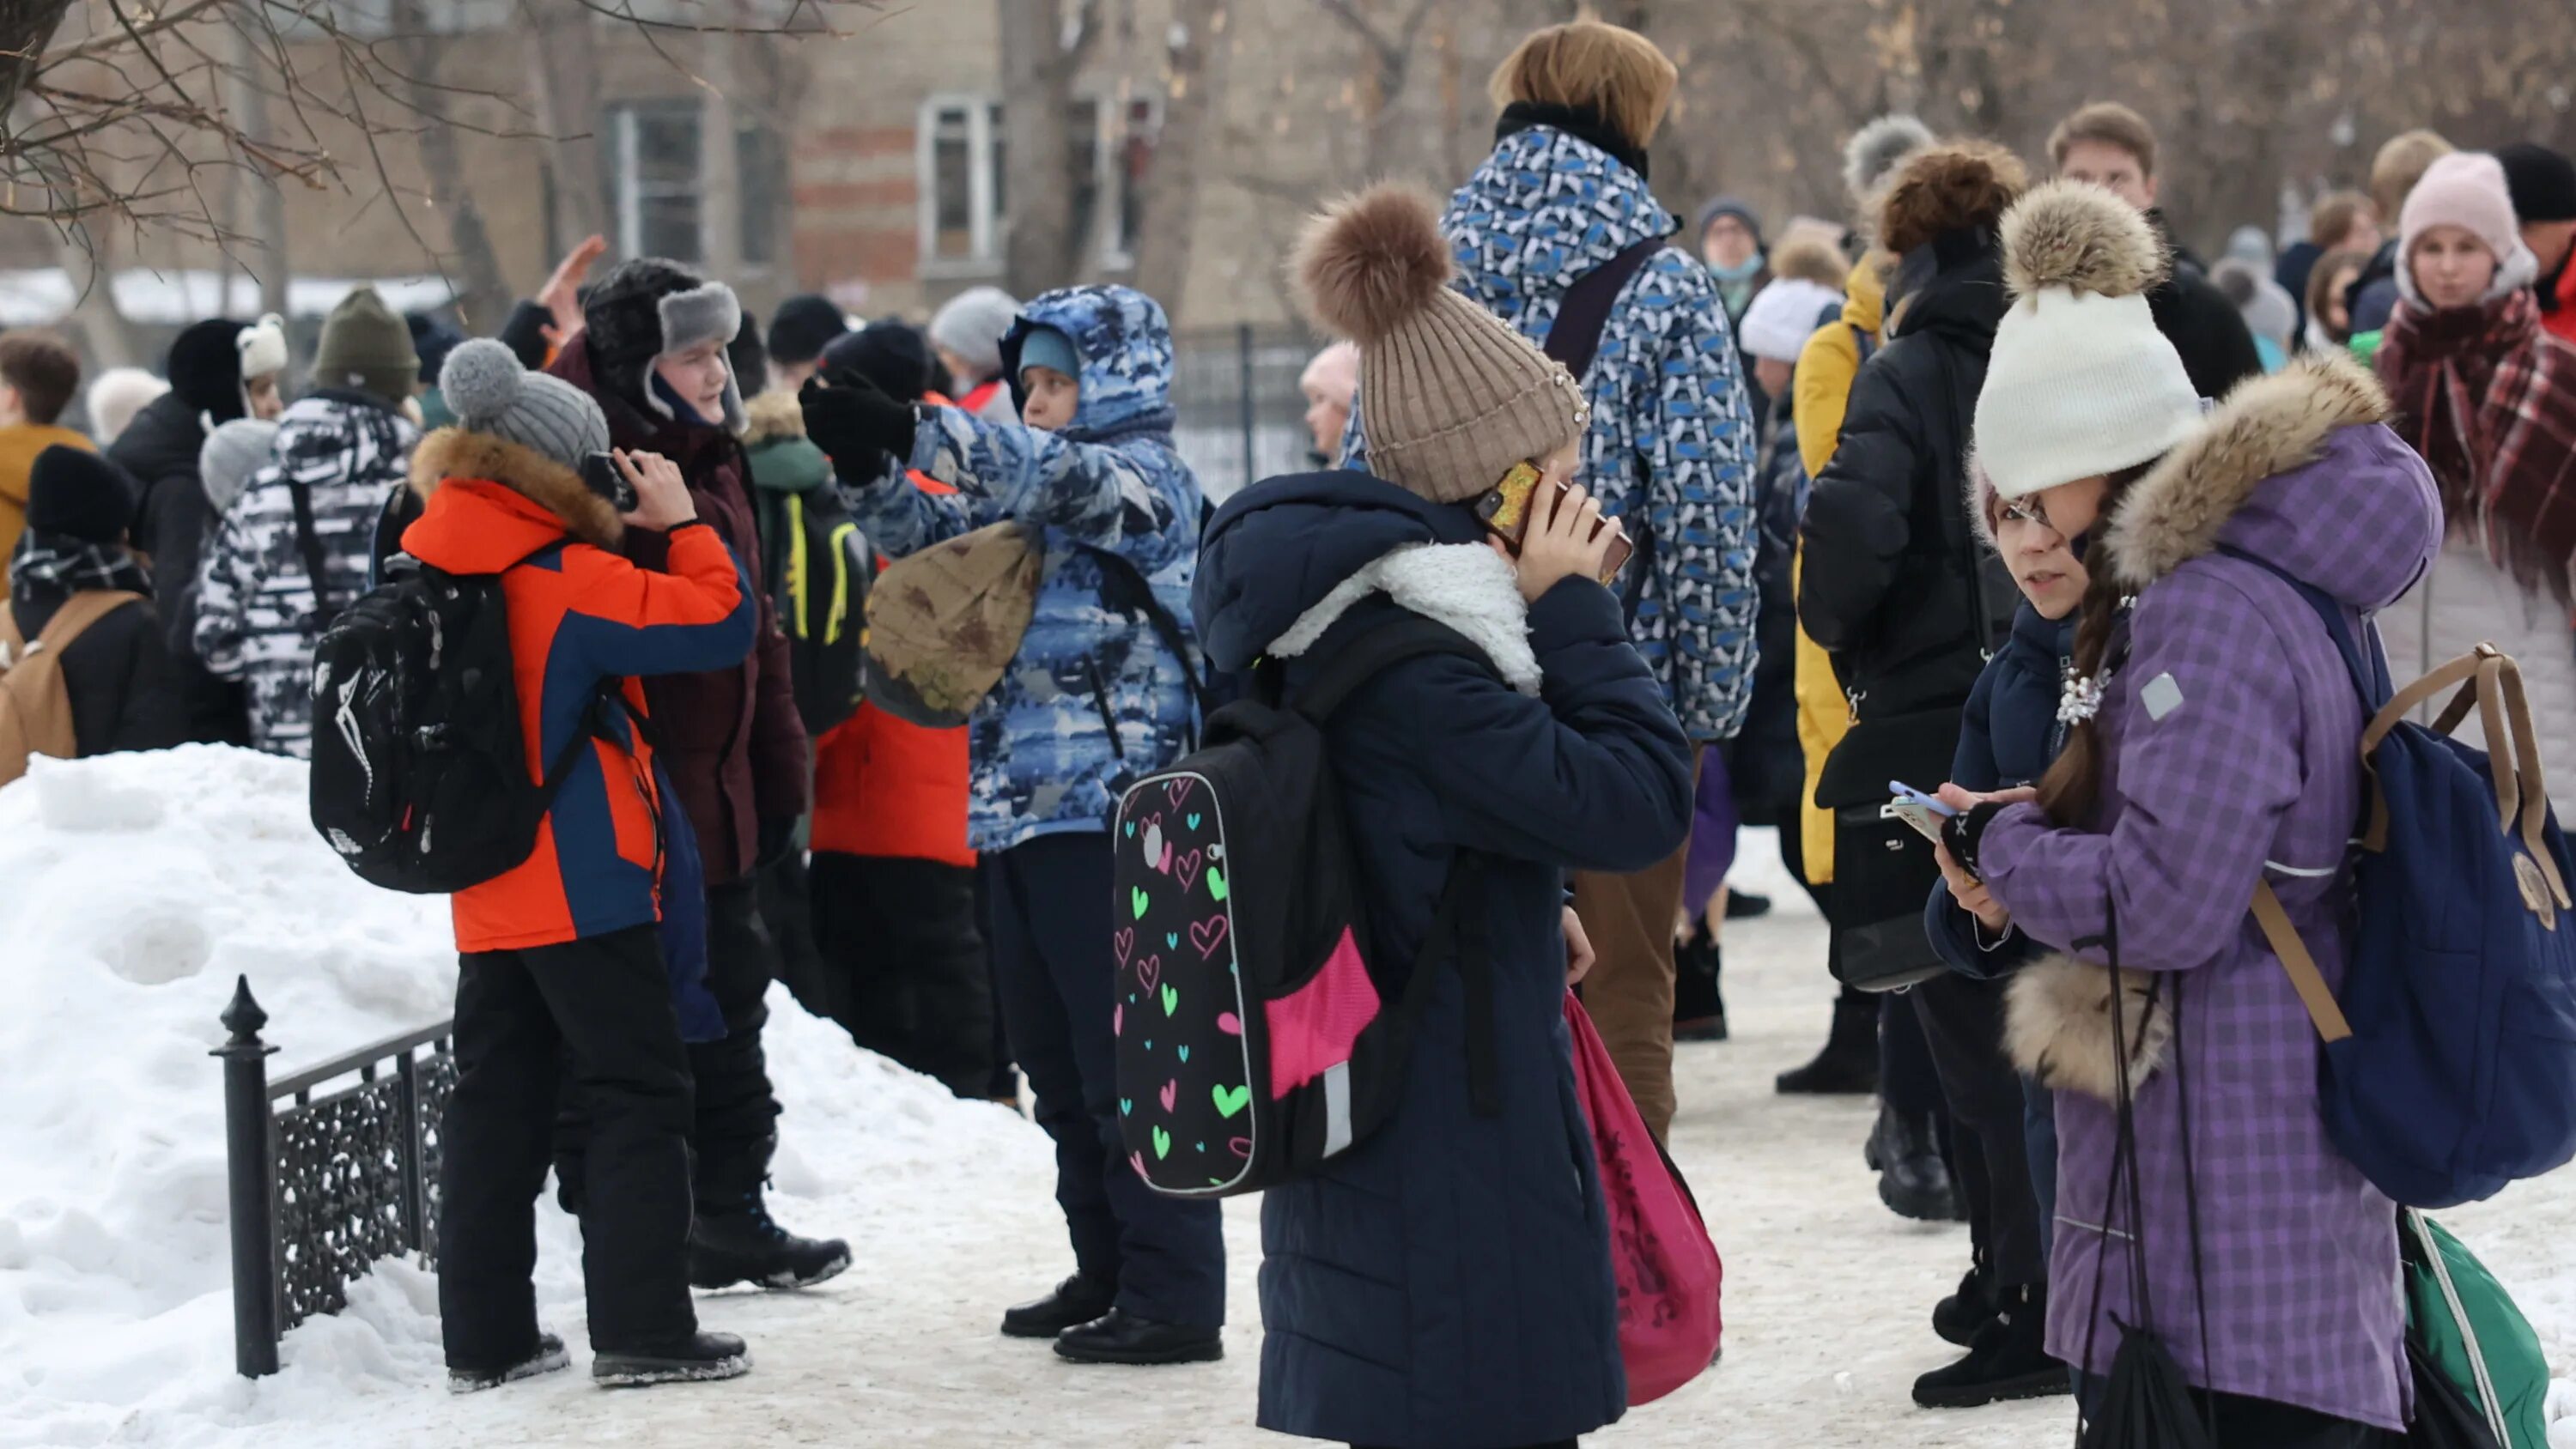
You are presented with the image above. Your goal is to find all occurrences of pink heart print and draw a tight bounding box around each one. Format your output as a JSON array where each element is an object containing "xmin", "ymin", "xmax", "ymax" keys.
[
  {"xmin": 1137, "ymin": 955, "xmax": 1161, "ymax": 992},
  {"xmin": 1217, "ymin": 1012, "xmax": 1243, "ymax": 1036},
  {"xmin": 1114, "ymin": 1003, "xmax": 1123, "ymax": 1037},
  {"xmin": 1129, "ymin": 1151, "xmax": 1148, "ymax": 1180},
  {"xmin": 1165, "ymin": 779, "xmax": 1194, "ymax": 808},
  {"xmin": 1159, "ymin": 1080, "xmax": 1178, "ymax": 1113},
  {"xmin": 1175, "ymin": 848, "xmax": 1204, "ymax": 891},
  {"xmin": 1228, "ymin": 1137, "xmax": 1251, "ymax": 1158},
  {"xmin": 1189, "ymin": 916, "xmax": 1230, "ymax": 959},
  {"xmin": 1114, "ymin": 928, "xmax": 1134, "ymax": 966}
]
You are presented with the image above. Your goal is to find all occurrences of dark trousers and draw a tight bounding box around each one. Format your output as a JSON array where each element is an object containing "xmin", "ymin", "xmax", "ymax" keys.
[
  {"xmin": 2079, "ymin": 1379, "xmax": 2395, "ymax": 1448},
  {"xmin": 1911, "ymin": 972, "xmax": 2045, "ymax": 1285},
  {"xmin": 440, "ymin": 925, "xmax": 696, "ymax": 1367},
  {"xmin": 807, "ymin": 852, "xmax": 996, "ymax": 1098},
  {"xmin": 1880, "ymin": 989, "xmax": 1944, "ymax": 1116},
  {"xmin": 985, "ymin": 832, "xmax": 1225, "ymax": 1328},
  {"xmin": 690, "ymin": 876, "xmax": 785, "ymax": 1206}
]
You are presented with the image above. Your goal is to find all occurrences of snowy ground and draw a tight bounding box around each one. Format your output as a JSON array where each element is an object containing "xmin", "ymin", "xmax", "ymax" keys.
[{"xmin": 3, "ymin": 749, "xmax": 2573, "ymax": 1448}]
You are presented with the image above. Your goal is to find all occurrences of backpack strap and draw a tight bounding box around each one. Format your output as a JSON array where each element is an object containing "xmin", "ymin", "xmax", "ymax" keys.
[
  {"xmin": 1084, "ymin": 543, "xmax": 1212, "ymax": 720},
  {"xmin": 288, "ymin": 477, "xmax": 337, "ymax": 622},
  {"xmin": 2250, "ymin": 882, "xmax": 2354, "ymax": 1042},
  {"xmin": 24, "ymin": 590, "xmax": 144, "ymax": 659},
  {"xmin": 1543, "ymin": 236, "xmax": 1665, "ymax": 382}
]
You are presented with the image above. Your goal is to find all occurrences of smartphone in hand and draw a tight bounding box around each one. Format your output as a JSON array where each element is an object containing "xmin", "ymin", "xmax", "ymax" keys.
[
  {"xmin": 1881, "ymin": 779, "xmax": 1957, "ymax": 845},
  {"xmin": 1474, "ymin": 461, "xmax": 1635, "ymax": 584},
  {"xmin": 580, "ymin": 451, "xmax": 637, "ymax": 512}
]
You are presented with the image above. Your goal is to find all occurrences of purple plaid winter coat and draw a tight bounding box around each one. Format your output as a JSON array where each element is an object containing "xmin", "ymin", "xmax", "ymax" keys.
[{"xmin": 1976, "ymin": 355, "xmax": 2440, "ymax": 1433}]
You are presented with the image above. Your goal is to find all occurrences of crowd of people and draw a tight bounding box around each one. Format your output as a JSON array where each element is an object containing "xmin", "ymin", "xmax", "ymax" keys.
[{"xmin": 4, "ymin": 13, "xmax": 2574, "ymax": 1446}]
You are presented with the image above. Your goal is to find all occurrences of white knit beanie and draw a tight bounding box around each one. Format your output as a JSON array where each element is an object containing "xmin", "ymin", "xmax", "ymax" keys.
[
  {"xmin": 1973, "ymin": 182, "xmax": 2203, "ymax": 501},
  {"xmin": 1739, "ymin": 278, "xmax": 1843, "ymax": 364}
]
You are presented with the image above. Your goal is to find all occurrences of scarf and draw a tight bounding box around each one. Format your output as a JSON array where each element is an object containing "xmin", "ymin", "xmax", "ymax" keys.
[
  {"xmin": 10, "ymin": 530, "xmax": 151, "ymax": 607},
  {"xmin": 2381, "ymin": 288, "xmax": 2576, "ymax": 604},
  {"xmin": 1493, "ymin": 101, "xmax": 1649, "ymax": 182}
]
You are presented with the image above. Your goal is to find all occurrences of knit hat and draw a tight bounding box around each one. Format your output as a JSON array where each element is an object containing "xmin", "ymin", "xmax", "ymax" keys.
[
  {"xmin": 727, "ymin": 315, "xmax": 769, "ymax": 397},
  {"xmin": 2398, "ymin": 152, "xmax": 2541, "ymax": 304},
  {"xmin": 25, "ymin": 445, "xmax": 133, "ymax": 543},
  {"xmin": 237, "ymin": 313, "xmax": 288, "ymax": 385},
  {"xmin": 928, "ymin": 286, "xmax": 1020, "ymax": 384},
  {"xmin": 166, "ymin": 318, "xmax": 251, "ymax": 423},
  {"xmin": 313, "ymin": 288, "xmax": 419, "ymax": 405},
  {"xmin": 1694, "ymin": 195, "xmax": 1765, "ymax": 247},
  {"xmin": 2498, "ymin": 142, "xmax": 2576, "ymax": 225},
  {"xmin": 1294, "ymin": 185, "xmax": 1589, "ymax": 505},
  {"xmin": 1014, "ymin": 326, "xmax": 1081, "ymax": 388},
  {"xmin": 1843, "ymin": 114, "xmax": 1935, "ymax": 215},
  {"xmin": 440, "ymin": 339, "xmax": 611, "ymax": 471},
  {"xmin": 1973, "ymin": 182, "xmax": 2202, "ymax": 501},
  {"xmin": 765, "ymin": 294, "xmax": 850, "ymax": 367},
  {"xmin": 406, "ymin": 312, "xmax": 467, "ymax": 383},
  {"xmin": 820, "ymin": 318, "xmax": 935, "ymax": 403},
  {"xmin": 197, "ymin": 418, "xmax": 280, "ymax": 518},
  {"xmin": 1739, "ymin": 278, "xmax": 1843, "ymax": 364},
  {"xmin": 580, "ymin": 258, "xmax": 746, "ymax": 431}
]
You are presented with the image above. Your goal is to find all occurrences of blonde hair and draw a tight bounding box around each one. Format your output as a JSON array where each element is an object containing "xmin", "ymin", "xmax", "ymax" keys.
[
  {"xmin": 1488, "ymin": 18, "xmax": 1679, "ymax": 155},
  {"xmin": 2371, "ymin": 130, "xmax": 2455, "ymax": 225},
  {"xmin": 1771, "ymin": 235, "xmax": 1850, "ymax": 288}
]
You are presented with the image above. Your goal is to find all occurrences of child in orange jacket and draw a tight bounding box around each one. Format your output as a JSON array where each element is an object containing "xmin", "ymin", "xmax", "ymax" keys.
[{"xmin": 400, "ymin": 341, "xmax": 758, "ymax": 1392}]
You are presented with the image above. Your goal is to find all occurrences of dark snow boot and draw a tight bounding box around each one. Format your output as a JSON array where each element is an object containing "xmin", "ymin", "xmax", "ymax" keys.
[
  {"xmin": 1673, "ymin": 928, "xmax": 1728, "ymax": 1043},
  {"xmin": 1933, "ymin": 1255, "xmax": 1997, "ymax": 1348},
  {"xmin": 1867, "ymin": 1103, "xmax": 1957, "ymax": 1222},
  {"xmin": 1724, "ymin": 890, "xmax": 1772, "ymax": 919},
  {"xmin": 1911, "ymin": 1285, "xmax": 2069, "ymax": 1409},
  {"xmin": 687, "ymin": 1195, "xmax": 852, "ymax": 1290},
  {"xmin": 592, "ymin": 1331, "xmax": 750, "ymax": 1387},
  {"xmin": 1000, "ymin": 1273, "xmax": 1117, "ymax": 1339},
  {"xmin": 447, "ymin": 1331, "xmax": 570, "ymax": 1394},
  {"xmin": 1776, "ymin": 989, "xmax": 1879, "ymax": 1094},
  {"xmin": 1053, "ymin": 1307, "xmax": 1224, "ymax": 1366}
]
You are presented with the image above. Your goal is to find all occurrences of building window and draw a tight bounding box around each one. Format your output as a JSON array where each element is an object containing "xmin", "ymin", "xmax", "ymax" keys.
[
  {"xmin": 611, "ymin": 102, "xmax": 703, "ymax": 263},
  {"xmin": 609, "ymin": 103, "xmax": 787, "ymax": 268},
  {"xmin": 916, "ymin": 94, "xmax": 1157, "ymax": 272}
]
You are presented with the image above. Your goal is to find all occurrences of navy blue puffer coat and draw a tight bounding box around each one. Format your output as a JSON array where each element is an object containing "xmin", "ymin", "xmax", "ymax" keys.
[{"xmin": 1194, "ymin": 470, "xmax": 1693, "ymax": 1449}]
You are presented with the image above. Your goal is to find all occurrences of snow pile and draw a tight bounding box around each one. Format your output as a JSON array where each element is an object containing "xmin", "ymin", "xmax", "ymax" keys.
[{"xmin": 0, "ymin": 747, "xmax": 1046, "ymax": 1448}]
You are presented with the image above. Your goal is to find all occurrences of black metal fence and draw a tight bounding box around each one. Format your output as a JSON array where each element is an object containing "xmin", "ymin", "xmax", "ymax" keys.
[
  {"xmin": 1170, "ymin": 323, "xmax": 1326, "ymax": 500},
  {"xmin": 216, "ymin": 975, "xmax": 458, "ymax": 1377}
]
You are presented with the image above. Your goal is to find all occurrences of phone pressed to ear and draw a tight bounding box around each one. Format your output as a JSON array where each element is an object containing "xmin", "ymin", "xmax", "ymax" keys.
[
  {"xmin": 580, "ymin": 451, "xmax": 637, "ymax": 512},
  {"xmin": 1881, "ymin": 779, "xmax": 1957, "ymax": 845},
  {"xmin": 1473, "ymin": 460, "xmax": 1635, "ymax": 584}
]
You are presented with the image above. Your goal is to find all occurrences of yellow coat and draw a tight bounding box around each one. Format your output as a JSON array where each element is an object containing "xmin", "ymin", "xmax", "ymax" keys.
[
  {"xmin": 1787, "ymin": 255, "xmax": 1886, "ymax": 884},
  {"xmin": 0, "ymin": 424, "xmax": 98, "ymax": 585}
]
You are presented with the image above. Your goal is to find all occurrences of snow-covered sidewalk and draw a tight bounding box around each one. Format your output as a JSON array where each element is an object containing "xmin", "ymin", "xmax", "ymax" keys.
[{"xmin": 3, "ymin": 751, "xmax": 2572, "ymax": 1447}]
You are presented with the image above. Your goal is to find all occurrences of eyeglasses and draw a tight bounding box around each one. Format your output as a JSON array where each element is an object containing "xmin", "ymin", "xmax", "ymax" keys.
[{"xmin": 1999, "ymin": 495, "xmax": 2056, "ymax": 532}]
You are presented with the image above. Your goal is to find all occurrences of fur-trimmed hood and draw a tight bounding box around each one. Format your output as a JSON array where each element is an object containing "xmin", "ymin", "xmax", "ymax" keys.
[
  {"xmin": 407, "ymin": 426, "xmax": 623, "ymax": 550},
  {"xmin": 740, "ymin": 388, "xmax": 807, "ymax": 447},
  {"xmin": 2099, "ymin": 350, "xmax": 2439, "ymax": 610}
]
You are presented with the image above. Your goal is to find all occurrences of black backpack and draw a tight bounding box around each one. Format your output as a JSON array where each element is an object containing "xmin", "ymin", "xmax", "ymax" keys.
[
  {"xmin": 309, "ymin": 548, "xmax": 611, "ymax": 894},
  {"xmin": 1111, "ymin": 615, "xmax": 1498, "ymax": 1197},
  {"xmin": 769, "ymin": 488, "xmax": 874, "ymax": 735}
]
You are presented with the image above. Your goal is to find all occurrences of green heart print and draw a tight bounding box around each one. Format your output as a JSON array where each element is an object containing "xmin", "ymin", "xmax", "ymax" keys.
[
  {"xmin": 1207, "ymin": 865, "xmax": 1229, "ymax": 901},
  {"xmin": 1161, "ymin": 983, "xmax": 1179, "ymax": 1016},
  {"xmin": 1131, "ymin": 886, "xmax": 1150, "ymax": 919},
  {"xmin": 1212, "ymin": 1083, "xmax": 1250, "ymax": 1119},
  {"xmin": 1152, "ymin": 1126, "xmax": 1172, "ymax": 1160}
]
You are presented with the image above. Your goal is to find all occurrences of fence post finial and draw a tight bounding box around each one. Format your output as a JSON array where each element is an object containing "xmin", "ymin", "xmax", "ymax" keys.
[{"xmin": 214, "ymin": 974, "xmax": 281, "ymax": 1378}]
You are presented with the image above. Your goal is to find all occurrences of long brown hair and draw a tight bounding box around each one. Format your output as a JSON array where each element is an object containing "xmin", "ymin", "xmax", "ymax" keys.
[{"xmin": 2034, "ymin": 462, "xmax": 2158, "ymax": 827}]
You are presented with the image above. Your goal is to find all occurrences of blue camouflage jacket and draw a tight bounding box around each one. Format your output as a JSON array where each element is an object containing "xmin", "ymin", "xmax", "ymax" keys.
[
  {"xmin": 842, "ymin": 286, "xmax": 1203, "ymax": 854},
  {"xmin": 1442, "ymin": 125, "xmax": 1761, "ymax": 743}
]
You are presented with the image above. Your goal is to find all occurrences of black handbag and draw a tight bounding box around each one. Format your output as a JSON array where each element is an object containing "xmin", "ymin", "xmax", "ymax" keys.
[{"xmin": 1814, "ymin": 705, "xmax": 1962, "ymax": 991}]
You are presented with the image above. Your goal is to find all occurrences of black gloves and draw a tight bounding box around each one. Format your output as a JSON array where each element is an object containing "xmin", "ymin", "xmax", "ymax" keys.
[
  {"xmin": 1941, "ymin": 801, "xmax": 2009, "ymax": 882},
  {"xmin": 799, "ymin": 370, "xmax": 918, "ymax": 483}
]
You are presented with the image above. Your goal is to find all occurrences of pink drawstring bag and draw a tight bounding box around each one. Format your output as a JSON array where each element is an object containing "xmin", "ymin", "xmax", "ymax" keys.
[{"xmin": 1564, "ymin": 992, "xmax": 1722, "ymax": 1405}]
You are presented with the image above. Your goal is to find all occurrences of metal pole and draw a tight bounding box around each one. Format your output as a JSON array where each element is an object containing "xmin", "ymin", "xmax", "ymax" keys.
[
  {"xmin": 1236, "ymin": 322, "xmax": 1256, "ymax": 493},
  {"xmin": 394, "ymin": 1050, "xmax": 425, "ymax": 1255},
  {"xmin": 215, "ymin": 976, "xmax": 281, "ymax": 1378}
]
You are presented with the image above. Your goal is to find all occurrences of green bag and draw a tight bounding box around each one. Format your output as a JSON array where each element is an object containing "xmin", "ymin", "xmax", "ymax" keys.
[{"xmin": 2403, "ymin": 1210, "xmax": 2552, "ymax": 1449}]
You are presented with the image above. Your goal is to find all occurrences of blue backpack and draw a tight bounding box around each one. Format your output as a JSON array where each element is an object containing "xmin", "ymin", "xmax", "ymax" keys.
[{"xmin": 2229, "ymin": 549, "xmax": 2576, "ymax": 1209}]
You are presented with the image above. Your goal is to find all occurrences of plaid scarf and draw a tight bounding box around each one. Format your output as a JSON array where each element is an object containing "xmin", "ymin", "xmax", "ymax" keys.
[
  {"xmin": 2381, "ymin": 288, "xmax": 2576, "ymax": 605},
  {"xmin": 9, "ymin": 530, "xmax": 152, "ymax": 615}
]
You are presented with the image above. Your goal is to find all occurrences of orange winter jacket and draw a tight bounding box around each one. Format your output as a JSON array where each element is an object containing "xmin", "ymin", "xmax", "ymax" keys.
[{"xmin": 400, "ymin": 429, "xmax": 756, "ymax": 953}]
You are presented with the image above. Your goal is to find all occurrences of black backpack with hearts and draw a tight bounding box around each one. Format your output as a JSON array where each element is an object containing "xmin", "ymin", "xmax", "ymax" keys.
[{"xmin": 1109, "ymin": 615, "xmax": 1498, "ymax": 1197}]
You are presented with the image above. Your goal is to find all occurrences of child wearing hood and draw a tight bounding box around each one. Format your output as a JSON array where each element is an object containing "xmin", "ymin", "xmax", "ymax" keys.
[
  {"xmin": 799, "ymin": 282, "xmax": 1222, "ymax": 1365},
  {"xmin": 1940, "ymin": 182, "xmax": 2439, "ymax": 1445},
  {"xmin": 1190, "ymin": 184, "xmax": 1692, "ymax": 1448}
]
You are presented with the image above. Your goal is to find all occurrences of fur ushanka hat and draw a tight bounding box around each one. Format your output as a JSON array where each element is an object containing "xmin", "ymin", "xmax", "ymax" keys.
[{"xmin": 580, "ymin": 258, "xmax": 749, "ymax": 433}]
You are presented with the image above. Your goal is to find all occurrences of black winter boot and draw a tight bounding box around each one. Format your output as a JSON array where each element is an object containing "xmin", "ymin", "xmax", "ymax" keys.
[
  {"xmin": 1724, "ymin": 890, "xmax": 1772, "ymax": 919},
  {"xmin": 1911, "ymin": 1284, "xmax": 2069, "ymax": 1408},
  {"xmin": 592, "ymin": 1331, "xmax": 750, "ymax": 1387},
  {"xmin": 1673, "ymin": 928, "xmax": 1728, "ymax": 1043},
  {"xmin": 1000, "ymin": 1273, "xmax": 1117, "ymax": 1339},
  {"xmin": 447, "ymin": 1331, "xmax": 570, "ymax": 1394},
  {"xmin": 1867, "ymin": 1103, "xmax": 1956, "ymax": 1222},
  {"xmin": 1933, "ymin": 1253, "xmax": 1997, "ymax": 1348},
  {"xmin": 1775, "ymin": 991, "xmax": 1879, "ymax": 1094},
  {"xmin": 1053, "ymin": 1307, "xmax": 1224, "ymax": 1366},
  {"xmin": 687, "ymin": 1194, "xmax": 851, "ymax": 1290}
]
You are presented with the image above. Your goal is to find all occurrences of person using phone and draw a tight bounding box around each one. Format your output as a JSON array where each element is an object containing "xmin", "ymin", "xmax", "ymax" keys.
[{"xmin": 1191, "ymin": 182, "xmax": 1692, "ymax": 1449}]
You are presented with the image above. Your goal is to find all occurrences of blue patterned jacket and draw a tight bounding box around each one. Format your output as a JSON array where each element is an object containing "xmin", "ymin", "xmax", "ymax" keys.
[
  {"xmin": 1440, "ymin": 125, "xmax": 1760, "ymax": 742},
  {"xmin": 842, "ymin": 286, "xmax": 1202, "ymax": 853}
]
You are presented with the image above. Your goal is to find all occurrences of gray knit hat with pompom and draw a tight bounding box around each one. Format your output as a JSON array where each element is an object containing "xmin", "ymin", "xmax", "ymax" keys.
[{"xmin": 439, "ymin": 338, "xmax": 610, "ymax": 470}]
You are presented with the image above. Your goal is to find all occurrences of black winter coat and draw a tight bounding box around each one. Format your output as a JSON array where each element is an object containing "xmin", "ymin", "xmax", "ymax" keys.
[
  {"xmin": 107, "ymin": 391, "xmax": 248, "ymax": 745},
  {"xmin": 1799, "ymin": 227, "xmax": 2017, "ymax": 759},
  {"xmin": 1923, "ymin": 600, "xmax": 2069, "ymax": 975},
  {"xmin": 2146, "ymin": 221, "xmax": 2267, "ymax": 402},
  {"xmin": 1194, "ymin": 470, "xmax": 1694, "ymax": 1449},
  {"xmin": 9, "ymin": 582, "xmax": 186, "ymax": 757}
]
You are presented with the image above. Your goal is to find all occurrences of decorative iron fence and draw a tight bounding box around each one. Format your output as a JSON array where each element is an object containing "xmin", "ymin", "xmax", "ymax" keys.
[
  {"xmin": 1170, "ymin": 323, "xmax": 1325, "ymax": 501},
  {"xmin": 216, "ymin": 975, "xmax": 457, "ymax": 1377}
]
